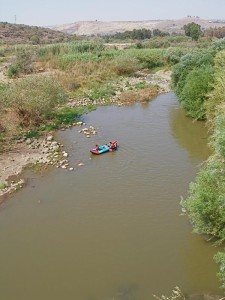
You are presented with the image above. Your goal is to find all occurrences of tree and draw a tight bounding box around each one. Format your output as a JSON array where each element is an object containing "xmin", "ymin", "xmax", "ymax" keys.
[
  {"xmin": 30, "ymin": 34, "xmax": 40, "ymax": 45},
  {"xmin": 183, "ymin": 22, "xmax": 202, "ymax": 41},
  {"xmin": 152, "ymin": 28, "xmax": 169, "ymax": 37}
]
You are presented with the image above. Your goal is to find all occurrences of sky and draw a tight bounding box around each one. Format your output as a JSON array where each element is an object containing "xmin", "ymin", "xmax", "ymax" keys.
[{"xmin": 0, "ymin": 0, "xmax": 225, "ymax": 27}]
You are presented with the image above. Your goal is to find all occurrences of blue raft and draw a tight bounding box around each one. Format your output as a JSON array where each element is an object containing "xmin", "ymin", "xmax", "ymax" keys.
[{"xmin": 90, "ymin": 141, "xmax": 118, "ymax": 155}]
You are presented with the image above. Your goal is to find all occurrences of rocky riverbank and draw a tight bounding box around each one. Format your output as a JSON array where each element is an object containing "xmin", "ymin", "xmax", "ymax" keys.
[{"xmin": 0, "ymin": 70, "xmax": 171, "ymax": 200}]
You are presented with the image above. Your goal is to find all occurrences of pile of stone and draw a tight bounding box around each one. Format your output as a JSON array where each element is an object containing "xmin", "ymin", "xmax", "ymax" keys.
[
  {"xmin": 79, "ymin": 126, "xmax": 97, "ymax": 138},
  {"xmin": 67, "ymin": 97, "xmax": 108, "ymax": 107}
]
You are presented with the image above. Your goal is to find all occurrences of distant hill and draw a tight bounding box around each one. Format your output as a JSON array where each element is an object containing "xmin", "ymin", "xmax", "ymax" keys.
[
  {"xmin": 1, "ymin": 17, "xmax": 225, "ymax": 45},
  {"xmin": 50, "ymin": 17, "xmax": 225, "ymax": 36},
  {"xmin": 0, "ymin": 22, "xmax": 74, "ymax": 45}
]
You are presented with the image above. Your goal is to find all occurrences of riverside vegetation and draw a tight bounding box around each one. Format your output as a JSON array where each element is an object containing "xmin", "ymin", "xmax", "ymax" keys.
[
  {"xmin": 1, "ymin": 23, "xmax": 225, "ymax": 297},
  {"xmin": 172, "ymin": 37, "xmax": 225, "ymax": 292}
]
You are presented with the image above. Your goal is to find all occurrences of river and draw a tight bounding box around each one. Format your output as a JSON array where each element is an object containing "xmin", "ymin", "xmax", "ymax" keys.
[{"xmin": 0, "ymin": 92, "xmax": 220, "ymax": 300}]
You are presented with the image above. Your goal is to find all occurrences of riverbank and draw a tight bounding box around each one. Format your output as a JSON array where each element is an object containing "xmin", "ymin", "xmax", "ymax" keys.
[{"xmin": 0, "ymin": 69, "xmax": 171, "ymax": 199}]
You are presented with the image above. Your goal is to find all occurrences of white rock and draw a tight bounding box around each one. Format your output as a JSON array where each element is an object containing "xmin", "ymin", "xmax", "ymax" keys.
[
  {"xmin": 47, "ymin": 135, "xmax": 53, "ymax": 141},
  {"xmin": 51, "ymin": 141, "xmax": 58, "ymax": 146}
]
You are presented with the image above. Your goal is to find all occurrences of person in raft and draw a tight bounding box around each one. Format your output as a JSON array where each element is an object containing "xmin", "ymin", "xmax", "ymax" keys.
[
  {"xmin": 95, "ymin": 144, "xmax": 99, "ymax": 150},
  {"xmin": 109, "ymin": 141, "xmax": 116, "ymax": 151}
]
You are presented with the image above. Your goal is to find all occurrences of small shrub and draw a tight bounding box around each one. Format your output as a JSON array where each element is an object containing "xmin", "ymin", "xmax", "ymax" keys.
[
  {"xmin": 119, "ymin": 86, "xmax": 157, "ymax": 104},
  {"xmin": 164, "ymin": 47, "xmax": 188, "ymax": 65},
  {"xmin": 0, "ymin": 182, "xmax": 8, "ymax": 190},
  {"xmin": 112, "ymin": 55, "xmax": 140, "ymax": 75},
  {"xmin": 88, "ymin": 83, "xmax": 115, "ymax": 101},
  {"xmin": 45, "ymin": 107, "xmax": 91, "ymax": 129},
  {"xmin": 134, "ymin": 81, "xmax": 147, "ymax": 89},
  {"xmin": 132, "ymin": 49, "xmax": 166, "ymax": 69},
  {"xmin": 2, "ymin": 75, "xmax": 67, "ymax": 126},
  {"xmin": 7, "ymin": 64, "xmax": 20, "ymax": 78}
]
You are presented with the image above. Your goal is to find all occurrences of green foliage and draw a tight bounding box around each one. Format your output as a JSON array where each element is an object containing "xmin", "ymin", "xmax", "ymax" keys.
[
  {"xmin": 107, "ymin": 28, "xmax": 152, "ymax": 40},
  {"xmin": 24, "ymin": 129, "xmax": 41, "ymax": 139},
  {"xmin": 2, "ymin": 76, "xmax": 67, "ymax": 126},
  {"xmin": 152, "ymin": 28, "xmax": 170, "ymax": 37},
  {"xmin": 132, "ymin": 48, "xmax": 166, "ymax": 69},
  {"xmin": 142, "ymin": 35, "xmax": 192, "ymax": 49},
  {"xmin": 59, "ymin": 52, "xmax": 100, "ymax": 65},
  {"xmin": 181, "ymin": 156, "xmax": 225, "ymax": 243},
  {"xmin": 205, "ymin": 51, "xmax": 225, "ymax": 127},
  {"xmin": 178, "ymin": 47, "xmax": 225, "ymax": 293},
  {"xmin": 0, "ymin": 182, "xmax": 8, "ymax": 190},
  {"xmin": 133, "ymin": 81, "xmax": 147, "ymax": 89},
  {"xmin": 136, "ymin": 42, "xmax": 144, "ymax": 49},
  {"xmin": 112, "ymin": 54, "xmax": 140, "ymax": 75},
  {"xmin": 210, "ymin": 38, "xmax": 225, "ymax": 52},
  {"xmin": 179, "ymin": 66, "xmax": 214, "ymax": 120},
  {"xmin": 45, "ymin": 107, "xmax": 91, "ymax": 129},
  {"xmin": 7, "ymin": 48, "xmax": 35, "ymax": 77},
  {"xmin": 7, "ymin": 64, "xmax": 20, "ymax": 78},
  {"xmin": 212, "ymin": 115, "xmax": 225, "ymax": 157},
  {"xmin": 183, "ymin": 22, "xmax": 202, "ymax": 41},
  {"xmin": 164, "ymin": 47, "xmax": 188, "ymax": 65},
  {"xmin": 30, "ymin": 34, "xmax": 40, "ymax": 45},
  {"xmin": 214, "ymin": 251, "xmax": 225, "ymax": 289},
  {"xmin": 38, "ymin": 41, "xmax": 105, "ymax": 58},
  {"xmin": 172, "ymin": 50, "xmax": 214, "ymax": 95},
  {"xmin": 88, "ymin": 83, "xmax": 115, "ymax": 101}
]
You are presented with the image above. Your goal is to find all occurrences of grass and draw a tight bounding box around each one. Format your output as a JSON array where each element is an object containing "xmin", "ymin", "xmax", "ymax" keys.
[
  {"xmin": 0, "ymin": 182, "xmax": 8, "ymax": 190},
  {"xmin": 41, "ymin": 106, "xmax": 93, "ymax": 131}
]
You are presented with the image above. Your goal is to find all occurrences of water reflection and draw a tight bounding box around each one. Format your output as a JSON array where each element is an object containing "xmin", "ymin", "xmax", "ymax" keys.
[{"xmin": 169, "ymin": 99, "xmax": 210, "ymax": 162}]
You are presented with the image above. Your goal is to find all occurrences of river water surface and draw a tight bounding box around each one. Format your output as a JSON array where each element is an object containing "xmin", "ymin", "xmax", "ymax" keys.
[{"xmin": 0, "ymin": 93, "xmax": 221, "ymax": 300}]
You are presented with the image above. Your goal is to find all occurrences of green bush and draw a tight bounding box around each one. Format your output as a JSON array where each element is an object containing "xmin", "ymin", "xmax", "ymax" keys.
[
  {"xmin": 214, "ymin": 251, "xmax": 225, "ymax": 289},
  {"xmin": 7, "ymin": 64, "xmax": 20, "ymax": 78},
  {"xmin": 2, "ymin": 75, "xmax": 67, "ymax": 126},
  {"xmin": 0, "ymin": 182, "xmax": 8, "ymax": 190},
  {"xmin": 37, "ymin": 41, "xmax": 105, "ymax": 59},
  {"xmin": 164, "ymin": 47, "xmax": 188, "ymax": 65},
  {"xmin": 211, "ymin": 38, "xmax": 225, "ymax": 52},
  {"xmin": 88, "ymin": 83, "xmax": 115, "ymax": 101},
  {"xmin": 179, "ymin": 66, "xmax": 214, "ymax": 120},
  {"xmin": 212, "ymin": 115, "xmax": 225, "ymax": 157},
  {"xmin": 133, "ymin": 48, "xmax": 166, "ymax": 69},
  {"xmin": 172, "ymin": 50, "xmax": 215, "ymax": 96},
  {"xmin": 112, "ymin": 54, "xmax": 140, "ymax": 75},
  {"xmin": 182, "ymin": 157, "xmax": 225, "ymax": 243},
  {"xmin": 7, "ymin": 48, "xmax": 35, "ymax": 77},
  {"xmin": 44, "ymin": 107, "xmax": 91, "ymax": 130}
]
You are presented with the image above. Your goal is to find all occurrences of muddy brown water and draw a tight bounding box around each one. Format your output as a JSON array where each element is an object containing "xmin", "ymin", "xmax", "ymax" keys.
[{"xmin": 0, "ymin": 93, "xmax": 221, "ymax": 300}]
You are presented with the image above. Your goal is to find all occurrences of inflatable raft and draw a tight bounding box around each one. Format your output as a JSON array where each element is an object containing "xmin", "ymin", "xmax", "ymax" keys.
[{"xmin": 90, "ymin": 141, "xmax": 118, "ymax": 155}]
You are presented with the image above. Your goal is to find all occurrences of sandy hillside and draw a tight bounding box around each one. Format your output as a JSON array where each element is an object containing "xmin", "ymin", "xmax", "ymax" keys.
[{"xmin": 50, "ymin": 17, "xmax": 225, "ymax": 36}]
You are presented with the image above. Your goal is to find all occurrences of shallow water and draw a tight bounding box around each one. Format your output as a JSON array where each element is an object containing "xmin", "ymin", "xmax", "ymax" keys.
[{"xmin": 0, "ymin": 93, "xmax": 220, "ymax": 300}]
